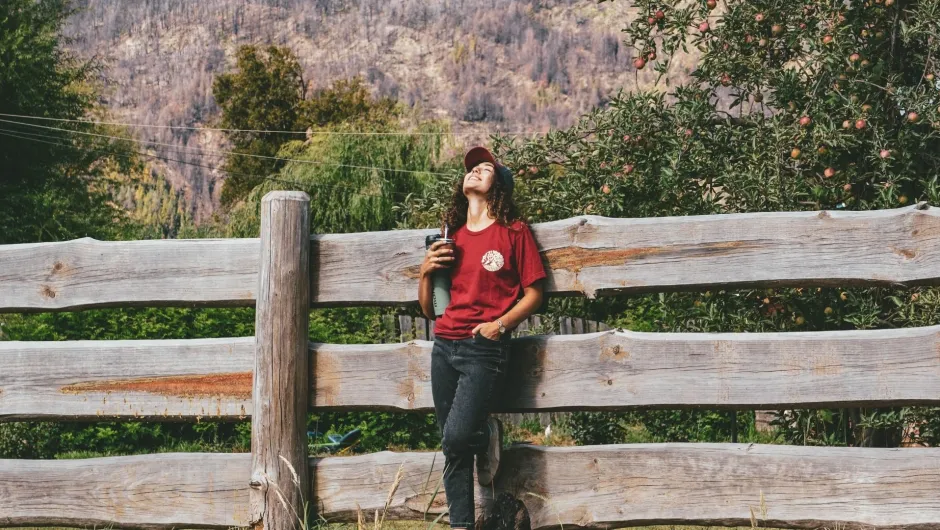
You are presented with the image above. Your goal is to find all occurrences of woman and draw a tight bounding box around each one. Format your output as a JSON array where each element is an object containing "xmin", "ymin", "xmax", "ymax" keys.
[{"xmin": 418, "ymin": 146, "xmax": 547, "ymax": 530}]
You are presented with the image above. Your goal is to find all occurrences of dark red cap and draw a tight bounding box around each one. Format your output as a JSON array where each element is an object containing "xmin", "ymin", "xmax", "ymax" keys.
[
  {"xmin": 464, "ymin": 146, "xmax": 499, "ymax": 170},
  {"xmin": 464, "ymin": 146, "xmax": 514, "ymax": 194}
]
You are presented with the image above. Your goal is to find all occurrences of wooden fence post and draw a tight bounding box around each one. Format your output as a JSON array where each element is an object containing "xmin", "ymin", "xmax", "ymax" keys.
[{"xmin": 250, "ymin": 191, "xmax": 311, "ymax": 530}]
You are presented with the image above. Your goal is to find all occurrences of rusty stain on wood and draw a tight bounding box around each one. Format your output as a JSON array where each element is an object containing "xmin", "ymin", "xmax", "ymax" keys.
[
  {"xmin": 402, "ymin": 264, "xmax": 422, "ymax": 279},
  {"xmin": 544, "ymin": 241, "xmax": 753, "ymax": 273},
  {"xmin": 60, "ymin": 372, "xmax": 252, "ymax": 399},
  {"xmin": 891, "ymin": 246, "xmax": 917, "ymax": 259}
]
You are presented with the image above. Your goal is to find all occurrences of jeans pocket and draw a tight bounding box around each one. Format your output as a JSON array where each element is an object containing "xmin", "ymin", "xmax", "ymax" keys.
[{"xmin": 472, "ymin": 331, "xmax": 503, "ymax": 347}]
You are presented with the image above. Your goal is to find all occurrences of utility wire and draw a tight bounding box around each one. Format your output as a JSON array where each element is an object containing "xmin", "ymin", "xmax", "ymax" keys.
[
  {"xmin": 0, "ymin": 117, "xmax": 457, "ymax": 177},
  {"xmin": 0, "ymin": 128, "xmax": 353, "ymax": 191},
  {"xmin": 0, "ymin": 112, "xmax": 544, "ymax": 136}
]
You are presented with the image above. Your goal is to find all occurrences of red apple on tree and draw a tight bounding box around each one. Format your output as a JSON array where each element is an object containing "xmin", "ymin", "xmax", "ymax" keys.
[
  {"xmin": 908, "ymin": 111, "xmax": 920, "ymax": 123},
  {"xmin": 655, "ymin": 9, "xmax": 665, "ymax": 20},
  {"xmin": 790, "ymin": 147, "xmax": 801, "ymax": 159},
  {"xmin": 855, "ymin": 119, "xmax": 867, "ymax": 130},
  {"xmin": 799, "ymin": 116, "xmax": 812, "ymax": 127},
  {"xmin": 698, "ymin": 21, "xmax": 710, "ymax": 33},
  {"xmin": 755, "ymin": 12, "xmax": 765, "ymax": 22},
  {"xmin": 824, "ymin": 167, "xmax": 836, "ymax": 178},
  {"xmin": 707, "ymin": 0, "xmax": 717, "ymax": 9},
  {"xmin": 880, "ymin": 149, "xmax": 891, "ymax": 159},
  {"xmin": 823, "ymin": 35, "xmax": 833, "ymax": 44},
  {"xmin": 634, "ymin": 57, "xmax": 647, "ymax": 70}
]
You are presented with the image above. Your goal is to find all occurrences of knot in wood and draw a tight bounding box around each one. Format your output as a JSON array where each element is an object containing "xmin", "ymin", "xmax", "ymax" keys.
[{"xmin": 249, "ymin": 473, "xmax": 269, "ymax": 490}]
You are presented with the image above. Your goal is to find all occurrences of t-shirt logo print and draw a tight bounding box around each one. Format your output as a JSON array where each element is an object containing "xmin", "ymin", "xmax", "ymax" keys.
[{"xmin": 481, "ymin": 250, "xmax": 504, "ymax": 272}]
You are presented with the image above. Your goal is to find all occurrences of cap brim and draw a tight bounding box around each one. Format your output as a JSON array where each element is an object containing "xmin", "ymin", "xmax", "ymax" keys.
[{"xmin": 464, "ymin": 146, "xmax": 498, "ymax": 171}]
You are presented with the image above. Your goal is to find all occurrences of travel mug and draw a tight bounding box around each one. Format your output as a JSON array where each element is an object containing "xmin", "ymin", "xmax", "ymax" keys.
[{"xmin": 425, "ymin": 233, "xmax": 455, "ymax": 318}]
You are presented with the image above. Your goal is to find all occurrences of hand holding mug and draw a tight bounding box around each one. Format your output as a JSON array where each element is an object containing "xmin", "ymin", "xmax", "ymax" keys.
[{"xmin": 420, "ymin": 240, "xmax": 456, "ymax": 278}]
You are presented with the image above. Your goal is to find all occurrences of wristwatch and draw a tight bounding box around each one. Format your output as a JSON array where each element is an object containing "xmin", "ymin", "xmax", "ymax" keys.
[{"xmin": 496, "ymin": 319, "xmax": 506, "ymax": 335}]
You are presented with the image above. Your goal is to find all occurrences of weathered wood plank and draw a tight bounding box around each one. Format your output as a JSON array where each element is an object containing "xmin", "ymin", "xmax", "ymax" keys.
[
  {"xmin": 530, "ymin": 315, "xmax": 544, "ymax": 334},
  {"xmin": 399, "ymin": 315, "xmax": 414, "ymax": 342},
  {"xmin": 10, "ymin": 445, "xmax": 940, "ymax": 529},
  {"xmin": 312, "ymin": 325, "xmax": 940, "ymax": 411},
  {"xmin": 0, "ymin": 338, "xmax": 254, "ymax": 421},
  {"xmin": 311, "ymin": 444, "xmax": 940, "ymax": 530},
  {"xmin": 0, "ymin": 237, "xmax": 258, "ymax": 312},
  {"xmin": 11, "ymin": 324, "xmax": 940, "ymax": 420},
  {"xmin": 381, "ymin": 314, "xmax": 397, "ymax": 343},
  {"xmin": 6, "ymin": 205, "xmax": 938, "ymax": 312},
  {"xmin": 250, "ymin": 191, "xmax": 311, "ymax": 527},
  {"xmin": 415, "ymin": 317, "xmax": 428, "ymax": 341},
  {"xmin": 0, "ymin": 452, "xmax": 250, "ymax": 528},
  {"xmin": 311, "ymin": 204, "xmax": 940, "ymax": 304}
]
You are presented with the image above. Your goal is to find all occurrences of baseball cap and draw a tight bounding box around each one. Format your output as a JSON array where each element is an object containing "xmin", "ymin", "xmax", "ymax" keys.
[{"xmin": 464, "ymin": 146, "xmax": 514, "ymax": 195}]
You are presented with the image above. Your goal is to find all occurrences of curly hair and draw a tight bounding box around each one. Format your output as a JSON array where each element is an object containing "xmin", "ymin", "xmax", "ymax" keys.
[{"xmin": 442, "ymin": 168, "xmax": 521, "ymax": 234}]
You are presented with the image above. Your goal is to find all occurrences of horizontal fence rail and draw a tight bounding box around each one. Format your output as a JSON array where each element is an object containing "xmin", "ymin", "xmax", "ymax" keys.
[
  {"xmin": 0, "ymin": 237, "xmax": 259, "ymax": 312},
  {"xmin": 0, "ymin": 453, "xmax": 250, "ymax": 528},
  {"xmin": 314, "ymin": 325, "xmax": 940, "ymax": 411},
  {"xmin": 3, "ymin": 204, "xmax": 938, "ymax": 312},
  {"xmin": 6, "ymin": 444, "xmax": 940, "ymax": 530},
  {"xmin": 316, "ymin": 444, "xmax": 940, "ymax": 530},
  {"xmin": 0, "ymin": 338, "xmax": 254, "ymax": 420},
  {"xmin": 8, "ymin": 325, "xmax": 940, "ymax": 419}
]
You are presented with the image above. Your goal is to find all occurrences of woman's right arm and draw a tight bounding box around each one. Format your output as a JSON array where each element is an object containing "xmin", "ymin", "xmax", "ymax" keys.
[{"xmin": 418, "ymin": 240, "xmax": 454, "ymax": 319}]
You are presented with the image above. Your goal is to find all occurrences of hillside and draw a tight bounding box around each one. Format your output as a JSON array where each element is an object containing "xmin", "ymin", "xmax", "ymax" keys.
[{"xmin": 62, "ymin": 0, "xmax": 686, "ymax": 221}]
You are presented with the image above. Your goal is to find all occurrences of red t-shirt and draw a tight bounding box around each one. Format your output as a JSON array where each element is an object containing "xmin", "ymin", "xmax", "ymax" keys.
[{"xmin": 433, "ymin": 219, "xmax": 547, "ymax": 339}]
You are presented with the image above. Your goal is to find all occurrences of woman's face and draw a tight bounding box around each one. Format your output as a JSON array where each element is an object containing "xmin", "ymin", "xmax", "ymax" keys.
[{"xmin": 462, "ymin": 162, "xmax": 496, "ymax": 196}]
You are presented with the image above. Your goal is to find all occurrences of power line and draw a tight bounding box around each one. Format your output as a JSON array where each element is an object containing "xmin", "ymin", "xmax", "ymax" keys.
[
  {"xmin": 0, "ymin": 128, "xmax": 347, "ymax": 191},
  {"xmin": 0, "ymin": 117, "xmax": 457, "ymax": 177},
  {"xmin": 0, "ymin": 112, "xmax": 545, "ymax": 137}
]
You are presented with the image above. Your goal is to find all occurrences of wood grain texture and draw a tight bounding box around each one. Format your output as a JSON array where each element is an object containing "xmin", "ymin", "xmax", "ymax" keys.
[
  {"xmin": 310, "ymin": 444, "xmax": 940, "ymax": 530},
  {"xmin": 9, "ymin": 324, "xmax": 940, "ymax": 420},
  {"xmin": 312, "ymin": 325, "xmax": 940, "ymax": 411},
  {"xmin": 0, "ymin": 452, "xmax": 250, "ymax": 528},
  {"xmin": 0, "ymin": 337, "xmax": 253, "ymax": 421},
  {"xmin": 4, "ymin": 205, "xmax": 938, "ymax": 311},
  {"xmin": 250, "ymin": 191, "xmax": 311, "ymax": 528},
  {"xmin": 311, "ymin": 203, "xmax": 940, "ymax": 304},
  {"xmin": 9, "ymin": 445, "xmax": 940, "ymax": 530},
  {"xmin": 0, "ymin": 237, "xmax": 258, "ymax": 312}
]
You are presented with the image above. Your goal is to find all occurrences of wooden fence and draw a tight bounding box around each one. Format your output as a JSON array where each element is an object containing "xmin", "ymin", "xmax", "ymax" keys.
[{"xmin": 2, "ymin": 192, "xmax": 940, "ymax": 529}]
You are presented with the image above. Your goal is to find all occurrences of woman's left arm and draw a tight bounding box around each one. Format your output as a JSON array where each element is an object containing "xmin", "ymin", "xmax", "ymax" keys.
[{"xmin": 472, "ymin": 280, "xmax": 544, "ymax": 339}]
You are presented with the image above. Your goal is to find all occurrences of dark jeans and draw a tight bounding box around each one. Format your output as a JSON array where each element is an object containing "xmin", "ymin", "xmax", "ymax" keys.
[{"xmin": 431, "ymin": 332, "xmax": 510, "ymax": 528}]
